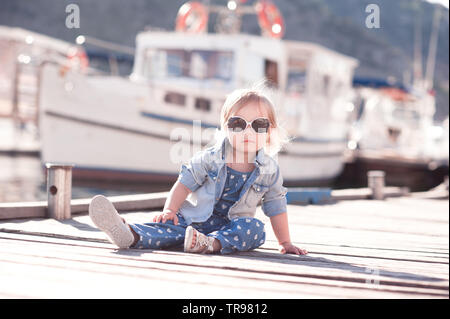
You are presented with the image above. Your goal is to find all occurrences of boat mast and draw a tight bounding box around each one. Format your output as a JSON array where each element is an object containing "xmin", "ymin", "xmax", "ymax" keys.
[
  {"xmin": 424, "ymin": 4, "xmax": 442, "ymax": 91},
  {"xmin": 413, "ymin": 0, "xmax": 424, "ymax": 89}
]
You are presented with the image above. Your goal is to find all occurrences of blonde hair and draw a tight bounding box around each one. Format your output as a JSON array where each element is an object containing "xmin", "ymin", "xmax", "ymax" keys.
[{"xmin": 215, "ymin": 81, "xmax": 292, "ymax": 157}]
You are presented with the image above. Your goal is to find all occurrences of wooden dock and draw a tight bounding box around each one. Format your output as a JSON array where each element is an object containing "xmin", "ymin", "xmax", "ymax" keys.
[{"xmin": 0, "ymin": 192, "xmax": 448, "ymax": 298}]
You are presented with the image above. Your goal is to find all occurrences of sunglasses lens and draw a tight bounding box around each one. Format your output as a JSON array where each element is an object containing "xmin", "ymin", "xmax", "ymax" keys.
[
  {"xmin": 252, "ymin": 118, "xmax": 270, "ymax": 133},
  {"xmin": 227, "ymin": 117, "xmax": 246, "ymax": 132}
]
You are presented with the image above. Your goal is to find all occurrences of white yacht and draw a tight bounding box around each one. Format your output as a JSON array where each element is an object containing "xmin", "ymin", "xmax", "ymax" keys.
[
  {"xmin": 38, "ymin": 1, "xmax": 358, "ymax": 186},
  {"xmin": 344, "ymin": 78, "xmax": 448, "ymax": 190}
]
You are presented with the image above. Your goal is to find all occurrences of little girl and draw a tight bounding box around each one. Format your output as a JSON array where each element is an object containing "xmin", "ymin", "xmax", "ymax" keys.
[{"xmin": 89, "ymin": 86, "xmax": 308, "ymax": 255}]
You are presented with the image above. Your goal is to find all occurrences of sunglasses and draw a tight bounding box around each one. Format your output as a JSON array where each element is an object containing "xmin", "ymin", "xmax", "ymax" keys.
[{"xmin": 227, "ymin": 116, "xmax": 270, "ymax": 133}]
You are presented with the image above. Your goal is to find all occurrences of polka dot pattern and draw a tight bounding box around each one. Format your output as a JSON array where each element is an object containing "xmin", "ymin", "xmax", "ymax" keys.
[
  {"xmin": 213, "ymin": 166, "xmax": 256, "ymax": 217},
  {"xmin": 128, "ymin": 213, "xmax": 265, "ymax": 254}
]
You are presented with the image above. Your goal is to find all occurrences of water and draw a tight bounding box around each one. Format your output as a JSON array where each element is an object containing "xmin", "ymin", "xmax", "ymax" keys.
[
  {"xmin": 0, "ymin": 155, "xmax": 172, "ymax": 203},
  {"xmin": 0, "ymin": 155, "xmax": 44, "ymax": 202},
  {"xmin": 0, "ymin": 153, "xmax": 350, "ymax": 204},
  {"xmin": 1, "ymin": 154, "xmax": 442, "ymax": 204}
]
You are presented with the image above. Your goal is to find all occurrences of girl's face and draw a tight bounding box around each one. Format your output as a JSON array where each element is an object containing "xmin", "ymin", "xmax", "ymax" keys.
[{"xmin": 226, "ymin": 102, "xmax": 271, "ymax": 161}]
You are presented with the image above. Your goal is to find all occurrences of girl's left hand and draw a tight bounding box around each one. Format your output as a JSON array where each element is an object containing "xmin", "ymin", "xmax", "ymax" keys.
[{"xmin": 279, "ymin": 242, "xmax": 308, "ymax": 255}]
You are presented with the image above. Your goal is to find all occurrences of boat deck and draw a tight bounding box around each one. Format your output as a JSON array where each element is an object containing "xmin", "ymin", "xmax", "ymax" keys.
[{"xmin": 0, "ymin": 193, "xmax": 448, "ymax": 299}]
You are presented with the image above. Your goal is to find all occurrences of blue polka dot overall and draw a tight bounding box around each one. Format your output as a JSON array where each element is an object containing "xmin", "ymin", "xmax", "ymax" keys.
[{"xmin": 129, "ymin": 165, "xmax": 266, "ymax": 254}]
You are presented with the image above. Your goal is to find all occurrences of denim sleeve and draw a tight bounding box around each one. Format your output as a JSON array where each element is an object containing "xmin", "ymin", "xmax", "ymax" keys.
[
  {"xmin": 261, "ymin": 166, "xmax": 288, "ymax": 218},
  {"xmin": 177, "ymin": 151, "xmax": 209, "ymax": 192}
]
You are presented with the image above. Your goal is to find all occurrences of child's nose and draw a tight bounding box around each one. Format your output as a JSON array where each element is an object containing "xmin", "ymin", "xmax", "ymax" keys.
[
  {"xmin": 243, "ymin": 125, "xmax": 253, "ymax": 135},
  {"xmin": 244, "ymin": 123, "xmax": 254, "ymax": 132}
]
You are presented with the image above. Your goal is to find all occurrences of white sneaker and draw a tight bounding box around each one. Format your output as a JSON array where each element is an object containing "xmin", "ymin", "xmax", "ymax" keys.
[
  {"xmin": 89, "ymin": 195, "xmax": 134, "ymax": 249},
  {"xmin": 184, "ymin": 226, "xmax": 215, "ymax": 254}
]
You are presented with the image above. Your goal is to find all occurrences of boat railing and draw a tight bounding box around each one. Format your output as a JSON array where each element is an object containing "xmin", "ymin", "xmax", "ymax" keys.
[
  {"xmin": 75, "ymin": 35, "xmax": 134, "ymax": 77},
  {"xmin": 75, "ymin": 35, "xmax": 135, "ymax": 56}
]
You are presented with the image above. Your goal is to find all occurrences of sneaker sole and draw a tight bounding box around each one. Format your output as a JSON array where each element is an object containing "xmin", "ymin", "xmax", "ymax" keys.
[
  {"xmin": 184, "ymin": 226, "xmax": 195, "ymax": 252},
  {"xmin": 89, "ymin": 195, "xmax": 134, "ymax": 249}
]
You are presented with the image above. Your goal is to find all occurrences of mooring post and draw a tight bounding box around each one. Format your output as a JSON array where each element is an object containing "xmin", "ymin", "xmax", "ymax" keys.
[
  {"xmin": 46, "ymin": 163, "xmax": 74, "ymax": 220},
  {"xmin": 367, "ymin": 170, "xmax": 385, "ymax": 200}
]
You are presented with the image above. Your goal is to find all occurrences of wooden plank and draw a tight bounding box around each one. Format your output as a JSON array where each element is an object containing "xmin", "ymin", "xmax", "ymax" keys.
[
  {"xmin": 1, "ymin": 198, "xmax": 448, "ymax": 255},
  {"xmin": 1, "ymin": 231, "xmax": 448, "ymax": 292},
  {"xmin": 0, "ymin": 234, "xmax": 447, "ymax": 298},
  {"xmin": 0, "ymin": 196, "xmax": 447, "ymax": 298},
  {"xmin": 282, "ymin": 198, "xmax": 449, "ymax": 249},
  {"xmin": 1, "ymin": 205, "xmax": 447, "ymax": 262},
  {"xmin": 331, "ymin": 187, "xmax": 409, "ymax": 200},
  {"xmin": 0, "ymin": 186, "xmax": 442, "ymax": 221},
  {"xmin": 0, "ymin": 192, "xmax": 168, "ymax": 220},
  {"xmin": 1, "ymin": 230, "xmax": 447, "ymax": 281},
  {"xmin": 3, "ymin": 254, "xmax": 433, "ymax": 299}
]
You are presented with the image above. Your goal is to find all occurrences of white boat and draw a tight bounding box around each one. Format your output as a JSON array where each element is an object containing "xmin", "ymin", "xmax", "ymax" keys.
[
  {"xmin": 38, "ymin": 2, "xmax": 358, "ymax": 186},
  {"xmin": 349, "ymin": 80, "xmax": 438, "ymax": 158},
  {"xmin": 344, "ymin": 78, "xmax": 449, "ymax": 190}
]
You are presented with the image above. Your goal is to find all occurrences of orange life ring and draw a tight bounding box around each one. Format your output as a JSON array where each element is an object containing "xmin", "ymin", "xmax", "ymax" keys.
[
  {"xmin": 176, "ymin": 1, "xmax": 208, "ymax": 33},
  {"xmin": 255, "ymin": 0, "xmax": 285, "ymax": 38}
]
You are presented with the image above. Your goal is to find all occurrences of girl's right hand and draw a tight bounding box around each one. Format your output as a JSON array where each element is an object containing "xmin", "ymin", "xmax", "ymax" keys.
[{"xmin": 153, "ymin": 209, "xmax": 179, "ymax": 225}]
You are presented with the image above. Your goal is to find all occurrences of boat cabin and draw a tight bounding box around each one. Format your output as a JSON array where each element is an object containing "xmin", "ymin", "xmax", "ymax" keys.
[{"xmin": 130, "ymin": 31, "xmax": 357, "ymax": 137}]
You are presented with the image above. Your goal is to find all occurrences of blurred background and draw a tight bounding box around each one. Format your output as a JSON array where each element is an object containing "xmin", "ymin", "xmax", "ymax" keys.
[{"xmin": 0, "ymin": 0, "xmax": 448, "ymax": 203}]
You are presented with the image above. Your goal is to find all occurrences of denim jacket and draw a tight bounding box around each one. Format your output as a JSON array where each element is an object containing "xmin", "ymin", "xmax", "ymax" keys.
[{"xmin": 176, "ymin": 134, "xmax": 288, "ymax": 224}]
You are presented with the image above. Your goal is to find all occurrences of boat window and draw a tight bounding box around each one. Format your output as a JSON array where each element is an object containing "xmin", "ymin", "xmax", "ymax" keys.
[
  {"xmin": 287, "ymin": 71, "xmax": 307, "ymax": 95},
  {"xmin": 190, "ymin": 51, "xmax": 209, "ymax": 79},
  {"xmin": 87, "ymin": 51, "xmax": 134, "ymax": 76},
  {"xmin": 264, "ymin": 59, "xmax": 278, "ymax": 88},
  {"xmin": 287, "ymin": 57, "xmax": 308, "ymax": 95},
  {"xmin": 166, "ymin": 50, "xmax": 189, "ymax": 77},
  {"xmin": 143, "ymin": 48, "xmax": 233, "ymax": 81},
  {"xmin": 164, "ymin": 91, "xmax": 186, "ymax": 106},
  {"xmin": 215, "ymin": 51, "xmax": 233, "ymax": 80},
  {"xmin": 195, "ymin": 97, "xmax": 211, "ymax": 112}
]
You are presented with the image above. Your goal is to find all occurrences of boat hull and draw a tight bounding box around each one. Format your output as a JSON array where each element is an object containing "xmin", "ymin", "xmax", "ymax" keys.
[
  {"xmin": 40, "ymin": 107, "xmax": 346, "ymax": 186},
  {"xmin": 336, "ymin": 152, "xmax": 449, "ymax": 191}
]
